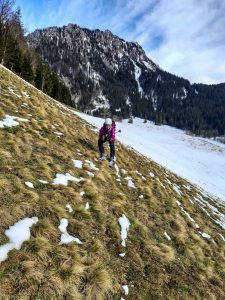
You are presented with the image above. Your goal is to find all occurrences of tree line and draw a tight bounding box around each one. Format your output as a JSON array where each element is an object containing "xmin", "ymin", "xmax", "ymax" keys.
[{"xmin": 0, "ymin": 0, "xmax": 72, "ymax": 106}]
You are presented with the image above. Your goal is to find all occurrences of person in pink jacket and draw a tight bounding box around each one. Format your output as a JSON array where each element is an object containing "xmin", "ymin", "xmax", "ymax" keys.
[{"xmin": 98, "ymin": 118, "xmax": 116, "ymax": 166}]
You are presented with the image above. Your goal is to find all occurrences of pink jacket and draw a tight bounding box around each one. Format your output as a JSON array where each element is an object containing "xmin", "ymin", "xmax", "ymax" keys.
[{"xmin": 99, "ymin": 121, "xmax": 116, "ymax": 142}]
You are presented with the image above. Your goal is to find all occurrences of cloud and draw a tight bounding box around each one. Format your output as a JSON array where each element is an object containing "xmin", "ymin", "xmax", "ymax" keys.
[
  {"xmin": 16, "ymin": 0, "xmax": 225, "ymax": 84},
  {"xmin": 140, "ymin": 0, "xmax": 225, "ymax": 84}
]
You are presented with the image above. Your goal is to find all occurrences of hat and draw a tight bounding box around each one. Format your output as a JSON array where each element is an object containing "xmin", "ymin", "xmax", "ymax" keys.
[{"xmin": 105, "ymin": 118, "xmax": 112, "ymax": 125}]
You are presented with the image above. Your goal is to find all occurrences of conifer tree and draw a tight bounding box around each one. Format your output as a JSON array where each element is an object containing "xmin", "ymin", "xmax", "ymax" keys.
[{"xmin": 21, "ymin": 54, "xmax": 33, "ymax": 82}]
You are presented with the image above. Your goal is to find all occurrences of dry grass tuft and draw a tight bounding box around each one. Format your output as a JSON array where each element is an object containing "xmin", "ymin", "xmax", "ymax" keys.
[{"xmin": 85, "ymin": 264, "xmax": 113, "ymax": 300}]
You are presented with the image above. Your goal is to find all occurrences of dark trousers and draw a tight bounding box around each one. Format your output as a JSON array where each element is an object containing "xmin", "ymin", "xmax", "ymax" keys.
[{"xmin": 98, "ymin": 138, "xmax": 115, "ymax": 159}]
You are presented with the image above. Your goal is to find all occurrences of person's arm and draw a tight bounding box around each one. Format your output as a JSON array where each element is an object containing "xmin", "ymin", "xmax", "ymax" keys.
[
  {"xmin": 99, "ymin": 126, "xmax": 104, "ymax": 138},
  {"xmin": 110, "ymin": 122, "xmax": 116, "ymax": 141}
]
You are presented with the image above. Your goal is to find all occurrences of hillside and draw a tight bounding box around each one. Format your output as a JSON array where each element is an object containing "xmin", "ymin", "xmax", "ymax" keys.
[
  {"xmin": 27, "ymin": 24, "xmax": 225, "ymax": 137},
  {"xmin": 74, "ymin": 112, "xmax": 225, "ymax": 203},
  {"xmin": 0, "ymin": 64, "xmax": 225, "ymax": 299}
]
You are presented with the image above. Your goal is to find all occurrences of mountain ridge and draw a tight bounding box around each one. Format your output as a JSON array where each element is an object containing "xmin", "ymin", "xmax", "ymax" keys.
[{"xmin": 27, "ymin": 23, "xmax": 225, "ymax": 137}]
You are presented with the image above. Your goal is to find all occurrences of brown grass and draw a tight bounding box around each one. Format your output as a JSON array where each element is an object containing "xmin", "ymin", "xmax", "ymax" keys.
[{"xmin": 0, "ymin": 65, "xmax": 225, "ymax": 299}]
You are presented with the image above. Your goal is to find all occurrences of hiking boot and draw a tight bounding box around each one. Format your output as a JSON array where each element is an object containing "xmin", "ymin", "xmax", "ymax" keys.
[
  {"xmin": 108, "ymin": 157, "xmax": 114, "ymax": 167},
  {"xmin": 100, "ymin": 153, "xmax": 107, "ymax": 160},
  {"xmin": 108, "ymin": 160, "xmax": 114, "ymax": 167}
]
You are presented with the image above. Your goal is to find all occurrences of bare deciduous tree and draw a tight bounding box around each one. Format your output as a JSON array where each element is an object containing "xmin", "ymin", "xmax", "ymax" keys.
[{"xmin": 0, "ymin": 0, "xmax": 14, "ymax": 63}]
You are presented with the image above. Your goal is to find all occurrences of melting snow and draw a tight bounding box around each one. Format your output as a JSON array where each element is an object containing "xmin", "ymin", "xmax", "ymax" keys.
[
  {"xmin": 85, "ymin": 202, "xmax": 90, "ymax": 210},
  {"xmin": 80, "ymin": 191, "xmax": 85, "ymax": 196},
  {"xmin": 184, "ymin": 185, "xmax": 192, "ymax": 191},
  {"xmin": 176, "ymin": 201, "xmax": 199, "ymax": 228},
  {"xmin": 8, "ymin": 87, "xmax": 22, "ymax": 98},
  {"xmin": 0, "ymin": 114, "xmax": 28, "ymax": 128},
  {"xmin": 173, "ymin": 185, "xmax": 181, "ymax": 196},
  {"xmin": 25, "ymin": 181, "xmax": 34, "ymax": 188},
  {"xmin": 218, "ymin": 233, "xmax": 225, "ymax": 241},
  {"xmin": 119, "ymin": 253, "xmax": 126, "ymax": 257},
  {"xmin": 38, "ymin": 179, "xmax": 48, "ymax": 184},
  {"xmin": 122, "ymin": 285, "xmax": 129, "ymax": 296},
  {"xmin": 84, "ymin": 160, "xmax": 99, "ymax": 171},
  {"xmin": 115, "ymin": 163, "xmax": 120, "ymax": 177},
  {"xmin": 164, "ymin": 231, "xmax": 171, "ymax": 241},
  {"xmin": 160, "ymin": 182, "xmax": 166, "ymax": 188},
  {"xmin": 132, "ymin": 60, "xmax": 143, "ymax": 95},
  {"xmin": 201, "ymin": 232, "xmax": 211, "ymax": 239},
  {"xmin": 58, "ymin": 218, "xmax": 83, "ymax": 245},
  {"xmin": 124, "ymin": 176, "xmax": 136, "ymax": 188},
  {"xmin": 22, "ymin": 91, "xmax": 30, "ymax": 98},
  {"xmin": 53, "ymin": 173, "xmax": 84, "ymax": 186},
  {"xmin": 86, "ymin": 170, "xmax": 95, "ymax": 177},
  {"xmin": 193, "ymin": 196, "xmax": 225, "ymax": 229},
  {"xmin": 72, "ymin": 159, "xmax": 83, "ymax": 169},
  {"xmin": 66, "ymin": 204, "xmax": 73, "ymax": 213},
  {"xmin": 54, "ymin": 131, "xmax": 63, "ymax": 136},
  {"xmin": 118, "ymin": 214, "xmax": 130, "ymax": 247},
  {"xmin": 149, "ymin": 172, "xmax": 155, "ymax": 177},
  {"xmin": 0, "ymin": 217, "xmax": 38, "ymax": 263}
]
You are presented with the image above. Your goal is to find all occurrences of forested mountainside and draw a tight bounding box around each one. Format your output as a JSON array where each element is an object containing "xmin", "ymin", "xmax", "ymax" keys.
[{"xmin": 27, "ymin": 24, "xmax": 225, "ymax": 137}]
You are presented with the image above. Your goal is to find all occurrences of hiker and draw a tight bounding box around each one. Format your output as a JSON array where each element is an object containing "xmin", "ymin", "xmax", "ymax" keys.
[{"xmin": 98, "ymin": 118, "xmax": 116, "ymax": 167}]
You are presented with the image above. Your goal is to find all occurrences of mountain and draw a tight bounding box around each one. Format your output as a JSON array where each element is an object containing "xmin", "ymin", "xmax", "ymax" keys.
[
  {"xmin": 27, "ymin": 24, "xmax": 225, "ymax": 137},
  {"xmin": 0, "ymin": 64, "xmax": 225, "ymax": 299}
]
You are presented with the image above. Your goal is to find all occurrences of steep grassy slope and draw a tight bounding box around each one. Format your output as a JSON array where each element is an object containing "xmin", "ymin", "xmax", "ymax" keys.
[{"xmin": 0, "ymin": 64, "xmax": 225, "ymax": 300}]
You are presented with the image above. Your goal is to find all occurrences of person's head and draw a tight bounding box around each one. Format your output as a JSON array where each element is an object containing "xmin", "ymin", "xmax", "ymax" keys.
[{"xmin": 105, "ymin": 118, "xmax": 112, "ymax": 129}]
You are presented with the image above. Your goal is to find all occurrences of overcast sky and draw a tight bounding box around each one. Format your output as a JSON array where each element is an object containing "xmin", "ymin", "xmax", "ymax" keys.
[{"xmin": 15, "ymin": 0, "xmax": 225, "ymax": 84}]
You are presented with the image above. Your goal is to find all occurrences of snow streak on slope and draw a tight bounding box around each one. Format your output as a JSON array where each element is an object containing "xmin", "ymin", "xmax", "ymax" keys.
[{"xmin": 75, "ymin": 112, "xmax": 225, "ymax": 202}]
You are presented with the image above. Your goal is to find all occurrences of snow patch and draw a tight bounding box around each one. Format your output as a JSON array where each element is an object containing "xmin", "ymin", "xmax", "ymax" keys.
[
  {"xmin": 8, "ymin": 87, "xmax": 22, "ymax": 98},
  {"xmin": 86, "ymin": 170, "xmax": 95, "ymax": 177},
  {"xmin": 53, "ymin": 173, "xmax": 84, "ymax": 186},
  {"xmin": 173, "ymin": 185, "xmax": 181, "ymax": 196},
  {"xmin": 72, "ymin": 159, "xmax": 83, "ymax": 169},
  {"xmin": 0, "ymin": 217, "xmax": 38, "ymax": 263},
  {"xmin": 176, "ymin": 201, "xmax": 199, "ymax": 228},
  {"xmin": 58, "ymin": 218, "xmax": 83, "ymax": 245},
  {"xmin": 119, "ymin": 253, "xmax": 126, "ymax": 257},
  {"xmin": 118, "ymin": 214, "xmax": 130, "ymax": 247},
  {"xmin": 124, "ymin": 176, "xmax": 136, "ymax": 188},
  {"xmin": 132, "ymin": 60, "xmax": 143, "ymax": 95},
  {"xmin": 164, "ymin": 231, "xmax": 171, "ymax": 241},
  {"xmin": 84, "ymin": 160, "xmax": 99, "ymax": 171},
  {"xmin": 218, "ymin": 233, "xmax": 225, "ymax": 242},
  {"xmin": 25, "ymin": 181, "xmax": 34, "ymax": 188},
  {"xmin": 38, "ymin": 179, "xmax": 48, "ymax": 184},
  {"xmin": 122, "ymin": 285, "xmax": 129, "ymax": 296},
  {"xmin": 115, "ymin": 163, "xmax": 120, "ymax": 178},
  {"xmin": 0, "ymin": 114, "xmax": 28, "ymax": 128},
  {"xmin": 201, "ymin": 232, "xmax": 211, "ymax": 239},
  {"xmin": 66, "ymin": 204, "xmax": 73, "ymax": 213}
]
